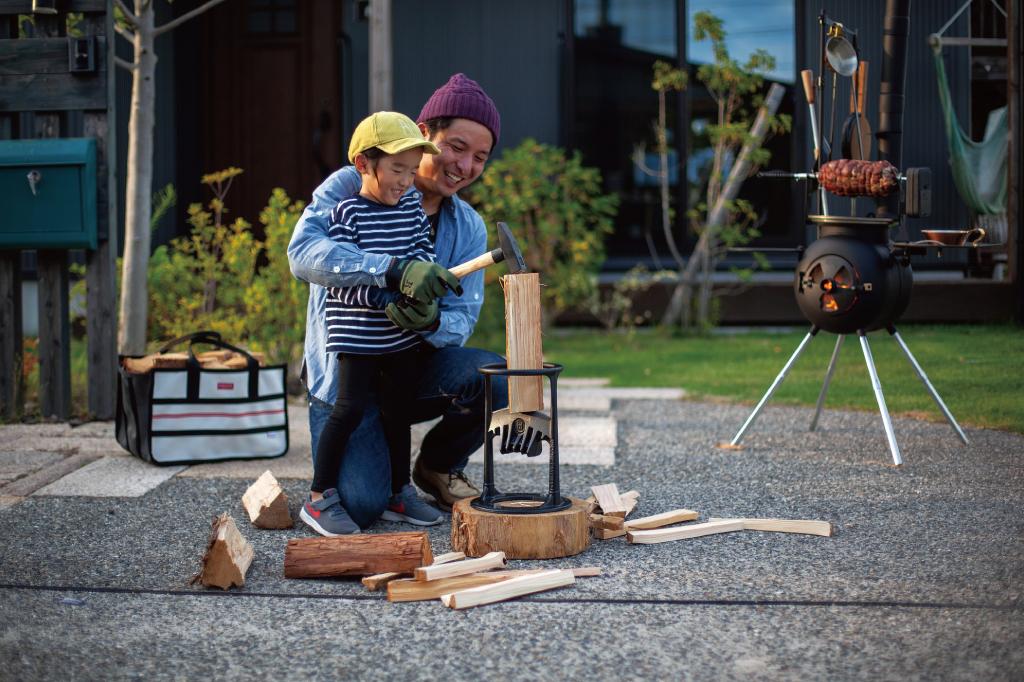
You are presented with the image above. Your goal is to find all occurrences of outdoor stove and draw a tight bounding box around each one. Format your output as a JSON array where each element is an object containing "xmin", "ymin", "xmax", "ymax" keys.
[{"xmin": 725, "ymin": 4, "xmax": 977, "ymax": 466}]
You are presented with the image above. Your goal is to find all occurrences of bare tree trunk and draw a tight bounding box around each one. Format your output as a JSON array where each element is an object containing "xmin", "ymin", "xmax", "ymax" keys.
[
  {"xmin": 668, "ymin": 83, "xmax": 785, "ymax": 331},
  {"xmin": 118, "ymin": 3, "xmax": 156, "ymax": 355}
]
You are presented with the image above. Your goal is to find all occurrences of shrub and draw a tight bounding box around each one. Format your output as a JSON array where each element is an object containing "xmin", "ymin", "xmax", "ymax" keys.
[{"xmin": 465, "ymin": 139, "xmax": 618, "ymax": 325}]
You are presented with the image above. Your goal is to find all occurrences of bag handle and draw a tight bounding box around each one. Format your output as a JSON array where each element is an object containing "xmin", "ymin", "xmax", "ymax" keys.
[
  {"xmin": 158, "ymin": 330, "xmax": 222, "ymax": 354},
  {"xmin": 185, "ymin": 336, "xmax": 260, "ymax": 400}
]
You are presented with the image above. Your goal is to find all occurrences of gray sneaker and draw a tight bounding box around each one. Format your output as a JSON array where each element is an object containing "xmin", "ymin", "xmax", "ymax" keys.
[
  {"xmin": 381, "ymin": 484, "xmax": 444, "ymax": 526},
  {"xmin": 412, "ymin": 459, "xmax": 480, "ymax": 511},
  {"xmin": 299, "ymin": 488, "xmax": 360, "ymax": 536}
]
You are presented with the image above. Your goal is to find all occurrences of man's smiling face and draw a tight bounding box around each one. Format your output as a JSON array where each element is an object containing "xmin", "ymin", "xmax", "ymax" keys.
[{"xmin": 415, "ymin": 118, "xmax": 493, "ymax": 200}]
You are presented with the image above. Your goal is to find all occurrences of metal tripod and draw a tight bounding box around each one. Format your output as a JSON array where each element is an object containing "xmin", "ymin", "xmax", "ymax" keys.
[{"xmin": 728, "ymin": 325, "xmax": 968, "ymax": 465}]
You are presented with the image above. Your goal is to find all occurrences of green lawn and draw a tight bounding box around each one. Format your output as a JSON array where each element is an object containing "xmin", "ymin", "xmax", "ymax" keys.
[{"xmin": 474, "ymin": 325, "xmax": 1024, "ymax": 433}]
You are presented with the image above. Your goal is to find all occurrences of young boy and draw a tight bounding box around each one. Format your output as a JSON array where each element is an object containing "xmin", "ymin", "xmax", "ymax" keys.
[{"xmin": 300, "ymin": 111, "xmax": 457, "ymax": 537}]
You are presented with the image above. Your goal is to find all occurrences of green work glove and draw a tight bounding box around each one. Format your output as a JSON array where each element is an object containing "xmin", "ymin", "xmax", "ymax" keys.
[
  {"xmin": 385, "ymin": 297, "xmax": 440, "ymax": 332},
  {"xmin": 386, "ymin": 260, "xmax": 462, "ymax": 304}
]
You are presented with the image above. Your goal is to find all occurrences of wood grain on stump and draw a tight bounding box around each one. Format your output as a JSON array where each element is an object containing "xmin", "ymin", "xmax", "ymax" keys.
[{"xmin": 450, "ymin": 497, "xmax": 590, "ymax": 559}]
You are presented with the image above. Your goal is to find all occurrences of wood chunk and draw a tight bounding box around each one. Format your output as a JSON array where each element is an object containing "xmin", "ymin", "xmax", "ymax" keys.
[
  {"xmin": 362, "ymin": 551, "xmax": 468, "ymax": 591},
  {"xmin": 440, "ymin": 569, "xmax": 575, "ymax": 609},
  {"xmin": 589, "ymin": 513, "xmax": 624, "ymax": 531},
  {"xmin": 387, "ymin": 567, "xmax": 600, "ymax": 602},
  {"xmin": 625, "ymin": 509, "xmax": 699, "ymax": 531},
  {"xmin": 503, "ymin": 273, "xmax": 544, "ymax": 413},
  {"xmin": 620, "ymin": 490, "xmax": 640, "ymax": 517},
  {"xmin": 590, "ymin": 483, "xmax": 626, "ymax": 517},
  {"xmin": 414, "ymin": 551, "xmax": 506, "ymax": 581},
  {"xmin": 627, "ymin": 519, "xmax": 745, "ymax": 545},
  {"xmin": 592, "ymin": 527, "xmax": 627, "ymax": 540},
  {"xmin": 450, "ymin": 497, "xmax": 590, "ymax": 559},
  {"xmin": 431, "ymin": 551, "xmax": 467, "ymax": 565},
  {"xmin": 191, "ymin": 513, "xmax": 254, "ymax": 590},
  {"xmin": 284, "ymin": 531, "xmax": 432, "ymax": 578},
  {"xmin": 223, "ymin": 351, "xmax": 266, "ymax": 369},
  {"xmin": 709, "ymin": 518, "xmax": 833, "ymax": 537},
  {"xmin": 196, "ymin": 349, "xmax": 234, "ymax": 363},
  {"xmin": 241, "ymin": 470, "xmax": 293, "ymax": 529},
  {"xmin": 122, "ymin": 352, "xmax": 189, "ymax": 373}
]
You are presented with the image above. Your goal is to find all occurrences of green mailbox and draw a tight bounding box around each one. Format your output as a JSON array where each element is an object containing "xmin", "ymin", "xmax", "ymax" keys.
[{"xmin": 0, "ymin": 138, "xmax": 98, "ymax": 250}]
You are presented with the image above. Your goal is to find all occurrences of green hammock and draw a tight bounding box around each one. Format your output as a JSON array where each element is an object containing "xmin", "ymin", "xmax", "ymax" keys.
[{"xmin": 932, "ymin": 47, "xmax": 1008, "ymax": 215}]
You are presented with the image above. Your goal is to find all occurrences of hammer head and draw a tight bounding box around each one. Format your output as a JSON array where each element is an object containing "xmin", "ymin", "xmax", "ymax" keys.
[{"xmin": 497, "ymin": 222, "xmax": 528, "ymax": 274}]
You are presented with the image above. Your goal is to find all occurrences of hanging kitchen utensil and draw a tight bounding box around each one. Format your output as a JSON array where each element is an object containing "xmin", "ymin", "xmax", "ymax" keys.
[
  {"xmin": 824, "ymin": 28, "xmax": 858, "ymax": 159},
  {"xmin": 801, "ymin": 69, "xmax": 830, "ymax": 214},
  {"xmin": 841, "ymin": 61, "xmax": 872, "ymax": 160}
]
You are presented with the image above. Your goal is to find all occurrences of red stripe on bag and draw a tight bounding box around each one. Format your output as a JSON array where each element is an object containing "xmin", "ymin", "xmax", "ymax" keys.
[
  {"xmin": 153, "ymin": 409, "xmax": 285, "ymax": 419},
  {"xmin": 217, "ymin": 382, "xmax": 235, "ymax": 390}
]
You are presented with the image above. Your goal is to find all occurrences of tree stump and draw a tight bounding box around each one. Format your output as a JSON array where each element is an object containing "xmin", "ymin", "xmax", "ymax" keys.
[{"xmin": 450, "ymin": 497, "xmax": 590, "ymax": 559}]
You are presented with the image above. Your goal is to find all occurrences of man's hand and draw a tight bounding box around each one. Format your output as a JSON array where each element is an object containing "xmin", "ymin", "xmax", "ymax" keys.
[
  {"xmin": 385, "ymin": 297, "xmax": 440, "ymax": 332},
  {"xmin": 386, "ymin": 260, "xmax": 462, "ymax": 304}
]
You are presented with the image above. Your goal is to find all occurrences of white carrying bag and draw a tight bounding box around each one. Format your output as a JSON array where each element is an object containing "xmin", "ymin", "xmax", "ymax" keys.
[{"xmin": 116, "ymin": 332, "xmax": 289, "ymax": 465}]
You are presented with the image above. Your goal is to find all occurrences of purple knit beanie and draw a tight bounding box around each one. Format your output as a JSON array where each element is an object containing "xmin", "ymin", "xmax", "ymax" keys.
[{"xmin": 417, "ymin": 73, "xmax": 500, "ymax": 147}]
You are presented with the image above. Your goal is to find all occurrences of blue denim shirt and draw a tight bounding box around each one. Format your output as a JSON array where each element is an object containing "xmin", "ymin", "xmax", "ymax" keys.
[{"xmin": 287, "ymin": 166, "xmax": 488, "ymax": 403}]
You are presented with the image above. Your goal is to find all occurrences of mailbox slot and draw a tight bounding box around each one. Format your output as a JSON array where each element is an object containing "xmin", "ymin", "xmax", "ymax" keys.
[{"xmin": 0, "ymin": 138, "xmax": 97, "ymax": 250}]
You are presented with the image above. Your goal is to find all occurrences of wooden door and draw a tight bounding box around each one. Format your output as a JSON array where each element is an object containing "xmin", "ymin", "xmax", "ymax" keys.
[{"xmin": 200, "ymin": 0, "xmax": 341, "ymax": 229}]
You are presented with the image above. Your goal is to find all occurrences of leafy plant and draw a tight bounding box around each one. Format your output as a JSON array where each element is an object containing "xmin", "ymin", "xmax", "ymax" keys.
[{"xmin": 466, "ymin": 139, "xmax": 618, "ymax": 324}]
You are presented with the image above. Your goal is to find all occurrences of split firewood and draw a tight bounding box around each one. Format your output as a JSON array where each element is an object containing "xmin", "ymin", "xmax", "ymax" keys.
[
  {"xmin": 284, "ymin": 531, "xmax": 432, "ymax": 578},
  {"xmin": 388, "ymin": 567, "xmax": 599, "ymax": 603},
  {"xmin": 592, "ymin": 527, "xmax": 627, "ymax": 540},
  {"xmin": 589, "ymin": 513, "xmax": 624, "ymax": 531},
  {"xmin": 196, "ymin": 349, "xmax": 234, "ymax": 363},
  {"xmin": 241, "ymin": 470, "xmax": 292, "ymax": 529},
  {"xmin": 624, "ymin": 509, "xmax": 699, "ymax": 531},
  {"xmin": 503, "ymin": 273, "xmax": 544, "ymax": 413},
  {"xmin": 620, "ymin": 490, "xmax": 640, "ymax": 517},
  {"xmin": 414, "ymin": 551, "xmax": 506, "ymax": 581},
  {"xmin": 590, "ymin": 484, "xmax": 627, "ymax": 518},
  {"xmin": 122, "ymin": 352, "xmax": 190, "ymax": 373},
  {"xmin": 361, "ymin": 551, "xmax": 467, "ymax": 592},
  {"xmin": 191, "ymin": 513, "xmax": 254, "ymax": 590},
  {"xmin": 440, "ymin": 569, "xmax": 576, "ymax": 609},
  {"xmin": 223, "ymin": 352, "xmax": 266, "ymax": 369},
  {"xmin": 627, "ymin": 519, "xmax": 745, "ymax": 545},
  {"xmin": 708, "ymin": 518, "xmax": 833, "ymax": 537}
]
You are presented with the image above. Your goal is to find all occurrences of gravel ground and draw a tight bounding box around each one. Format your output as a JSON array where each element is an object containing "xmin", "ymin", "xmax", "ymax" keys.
[{"xmin": 1, "ymin": 399, "xmax": 1021, "ymax": 680}]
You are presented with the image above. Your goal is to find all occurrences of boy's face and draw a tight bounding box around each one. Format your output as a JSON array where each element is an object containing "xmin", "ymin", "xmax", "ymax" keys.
[
  {"xmin": 357, "ymin": 147, "xmax": 425, "ymax": 205},
  {"xmin": 415, "ymin": 119, "xmax": 493, "ymax": 200}
]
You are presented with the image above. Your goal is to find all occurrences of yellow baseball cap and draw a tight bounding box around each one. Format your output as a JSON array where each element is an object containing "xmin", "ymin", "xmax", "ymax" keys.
[{"xmin": 347, "ymin": 111, "xmax": 441, "ymax": 163}]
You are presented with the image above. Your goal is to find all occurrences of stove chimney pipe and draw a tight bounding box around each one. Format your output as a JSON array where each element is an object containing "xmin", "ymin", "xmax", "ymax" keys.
[{"xmin": 876, "ymin": 0, "xmax": 911, "ymax": 221}]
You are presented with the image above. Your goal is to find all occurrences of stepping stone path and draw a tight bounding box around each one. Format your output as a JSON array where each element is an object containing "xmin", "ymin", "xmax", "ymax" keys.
[{"xmin": 0, "ymin": 378, "xmax": 686, "ymax": 503}]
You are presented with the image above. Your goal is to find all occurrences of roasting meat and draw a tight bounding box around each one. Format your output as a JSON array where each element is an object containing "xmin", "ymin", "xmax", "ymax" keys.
[{"xmin": 818, "ymin": 159, "xmax": 899, "ymax": 197}]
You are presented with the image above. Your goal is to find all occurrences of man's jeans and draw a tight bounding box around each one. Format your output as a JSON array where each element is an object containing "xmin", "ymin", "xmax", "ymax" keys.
[{"xmin": 308, "ymin": 346, "xmax": 507, "ymax": 528}]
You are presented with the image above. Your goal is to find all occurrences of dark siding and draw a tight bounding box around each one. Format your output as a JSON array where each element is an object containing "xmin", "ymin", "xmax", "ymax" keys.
[
  {"xmin": 391, "ymin": 0, "xmax": 564, "ymax": 155},
  {"xmin": 801, "ymin": 1, "xmax": 972, "ymax": 266}
]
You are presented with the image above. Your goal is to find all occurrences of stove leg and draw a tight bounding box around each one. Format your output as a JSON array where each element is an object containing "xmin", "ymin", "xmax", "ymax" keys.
[
  {"xmin": 858, "ymin": 332, "xmax": 903, "ymax": 466},
  {"xmin": 730, "ymin": 328, "xmax": 819, "ymax": 446},
  {"xmin": 889, "ymin": 327, "xmax": 969, "ymax": 445},
  {"xmin": 810, "ymin": 334, "xmax": 845, "ymax": 431}
]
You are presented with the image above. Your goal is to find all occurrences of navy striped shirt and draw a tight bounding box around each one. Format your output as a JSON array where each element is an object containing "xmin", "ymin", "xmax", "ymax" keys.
[{"xmin": 325, "ymin": 193, "xmax": 435, "ymax": 355}]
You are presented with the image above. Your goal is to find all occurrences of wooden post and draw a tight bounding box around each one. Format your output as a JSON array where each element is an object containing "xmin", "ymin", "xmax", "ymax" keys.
[
  {"xmin": 368, "ymin": 0, "xmax": 392, "ymax": 111},
  {"xmin": 502, "ymin": 273, "xmax": 544, "ymax": 413},
  {"xmin": 0, "ymin": 253, "xmax": 23, "ymax": 419},
  {"xmin": 36, "ymin": 250, "xmax": 71, "ymax": 420}
]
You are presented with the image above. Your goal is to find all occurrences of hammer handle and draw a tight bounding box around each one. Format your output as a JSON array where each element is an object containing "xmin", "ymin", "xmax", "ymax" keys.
[{"xmin": 449, "ymin": 247, "xmax": 504, "ymax": 279}]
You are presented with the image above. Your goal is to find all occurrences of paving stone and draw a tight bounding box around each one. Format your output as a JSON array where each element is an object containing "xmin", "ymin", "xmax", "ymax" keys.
[
  {"xmin": 0, "ymin": 495, "xmax": 23, "ymax": 510},
  {"xmin": 542, "ymin": 390, "xmax": 611, "ymax": 411},
  {"xmin": 0, "ymin": 454, "xmax": 101, "ymax": 497},
  {"xmin": 33, "ymin": 456, "xmax": 185, "ymax": 498},
  {"xmin": 559, "ymin": 377, "xmax": 610, "ymax": 387},
  {"xmin": 0, "ymin": 451, "xmax": 63, "ymax": 486}
]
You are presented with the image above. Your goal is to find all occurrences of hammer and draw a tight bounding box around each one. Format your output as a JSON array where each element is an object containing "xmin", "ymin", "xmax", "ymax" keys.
[{"xmin": 449, "ymin": 222, "xmax": 528, "ymax": 279}]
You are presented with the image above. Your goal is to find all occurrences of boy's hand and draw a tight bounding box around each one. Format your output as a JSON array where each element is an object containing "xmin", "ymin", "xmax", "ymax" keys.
[
  {"xmin": 386, "ymin": 260, "xmax": 462, "ymax": 303},
  {"xmin": 385, "ymin": 297, "xmax": 440, "ymax": 332}
]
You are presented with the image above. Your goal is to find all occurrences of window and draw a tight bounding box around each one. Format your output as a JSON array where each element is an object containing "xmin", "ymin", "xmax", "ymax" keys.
[{"xmin": 247, "ymin": 0, "xmax": 297, "ymax": 35}]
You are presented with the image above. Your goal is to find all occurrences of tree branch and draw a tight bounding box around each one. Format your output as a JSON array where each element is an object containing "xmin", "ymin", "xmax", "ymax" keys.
[
  {"xmin": 114, "ymin": 0, "xmax": 138, "ymax": 27},
  {"xmin": 114, "ymin": 55, "xmax": 137, "ymax": 72},
  {"xmin": 154, "ymin": 0, "xmax": 229, "ymax": 37},
  {"xmin": 114, "ymin": 22, "xmax": 135, "ymax": 42}
]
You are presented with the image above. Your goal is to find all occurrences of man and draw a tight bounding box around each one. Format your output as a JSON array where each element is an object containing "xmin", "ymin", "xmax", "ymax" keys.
[{"xmin": 287, "ymin": 73, "xmax": 508, "ymax": 532}]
